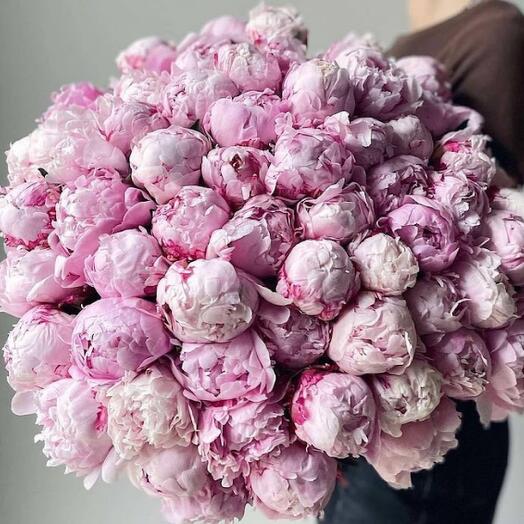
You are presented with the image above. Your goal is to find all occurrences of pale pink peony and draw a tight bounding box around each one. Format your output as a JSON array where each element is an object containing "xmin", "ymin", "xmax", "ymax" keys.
[
  {"xmin": 323, "ymin": 33, "xmax": 382, "ymax": 64},
  {"xmin": 329, "ymin": 292, "xmax": 417, "ymax": 375},
  {"xmin": 265, "ymin": 127, "xmax": 353, "ymax": 202},
  {"xmin": 249, "ymin": 443, "xmax": 337, "ymax": 520},
  {"xmin": 200, "ymin": 15, "xmax": 246, "ymax": 41},
  {"xmin": 34, "ymin": 378, "xmax": 113, "ymax": 489},
  {"xmin": 174, "ymin": 33, "xmax": 229, "ymax": 72},
  {"xmin": 113, "ymin": 70, "xmax": 170, "ymax": 108},
  {"xmin": 256, "ymin": 302, "xmax": 331, "ymax": 369},
  {"xmin": 385, "ymin": 195, "xmax": 459, "ymax": 272},
  {"xmin": 5, "ymin": 133, "xmax": 46, "ymax": 187},
  {"xmin": 151, "ymin": 185, "xmax": 230, "ymax": 261},
  {"xmin": 291, "ymin": 369, "xmax": 376, "ymax": 458},
  {"xmin": 215, "ymin": 42, "xmax": 282, "ymax": 92},
  {"xmin": 201, "ymin": 146, "xmax": 271, "ymax": 208},
  {"xmin": 492, "ymin": 187, "xmax": 524, "ymax": 218},
  {"xmin": 367, "ymin": 397, "xmax": 461, "ymax": 489},
  {"xmin": 161, "ymin": 70, "xmax": 239, "ymax": 128},
  {"xmin": 297, "ymin": 182, "xmax": 375, "ymax": 243},
  {"xmin": 397, "ymin": 55, "xmax": 452, "ymax": 101},
  {"xmin": 282, "ymin": 59, "xmax": 354, "ymax": 127},
  {"xmin": 386, "ymin": 115, "xmax": 433, "ymax": 161},
  {"xmin": 130, "ymin": 126, "xmax": 211, "ymax": 204},
  {"xmin": 425, "ymin": 329, "xmax": 491, "ymax": 400},
  {"xmin": 276, "ymin": 239, "xmax": 358, "ymax": 320},
  {"xmin": 106, "ymin": 363, "xmax": 195, "ymax": 460},
  {"xmin": 49, "ymin": 82, "xmax": 104, "ymax": 112},
  {"xmin": 404, "ymin": 275, "xmax": 466, "ymax": 335},
  {"xmin": 0, "ymin": 179, "xmax": 60, "ymax": 250},
  {"xmin": 71, "ymin": 297, "xmax": 172, "ymax": 383},
  {"xmin": 84, "ymin": 229, "xmax": 169, "ymax": 298},
  {"xmin": 198, "ymin": 394, "xmax": 290, "ymax": 487},
  {"xmin": 206, "ymin": 194, "xmax": 297, "ymax": 277},
  {"xmin": 246, "ymin": 4, "xmax": 307, "ymax": 45},
  {"xmin": 203, "ymin": 90, "xmax": 285, "ymax": 148},
  {"xmin": 367, "ymin": 155, "xmax": 429, "ymax": 216},
  {"xmin": 371, "ymin": 359, "xmax": 443, "ymax": 437},
  {"xmin": 116, "ymin": 36, "xmax": 177, "ymax": 74},
  {"xmin": 157, "ymin": 258, "xmax": 259, "ymax": 343},
  {"xmin": 177, "ymin": 328, "xmax": 275, "ymax": 402},
  {"xmin": 351, "ymin": 233, "xmax": 419, "ymax": 295}
]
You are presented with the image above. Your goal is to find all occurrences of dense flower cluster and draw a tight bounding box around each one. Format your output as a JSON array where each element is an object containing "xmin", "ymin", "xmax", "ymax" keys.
[{"xmin": 2, "ymin": 4, "xmax": 524, "ymax": 523}]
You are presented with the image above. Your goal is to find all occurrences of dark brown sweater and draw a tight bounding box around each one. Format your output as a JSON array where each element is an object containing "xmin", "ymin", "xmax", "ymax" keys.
[{"xmin": 389, "ymin": 0, "xmax": 524, "ymax": 185}]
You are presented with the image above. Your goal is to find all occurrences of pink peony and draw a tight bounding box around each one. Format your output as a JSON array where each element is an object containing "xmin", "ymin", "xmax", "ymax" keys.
[
  {"xmin": 246, "ymin": 4, "xmax": 307, "ymax": 45},
  {"xmin": 106, "ymin": 363, "xmax": 195, "ymax": 460},
  {"xmin": 113, "ymin": 70, "xmax": 170, "ymax": 108},
  {"xmin": 0, "ymin": 179, "xmax": 60, "ymax": 250},
  {"xmin": 71, "ymin": 297, "xmax": 172, "ymax": 383},
  {"xmin": 291, "ymin": 369, "xmax": 376, "ymax": 458},
  {"xmin": 201, "ymin": 15, "xmax": 246, "ymax": 41},
  {"xmin": 329, "ymin": 292, "xmax": 417, "ymax": 375},
  {"xmin": 386, "ymin": 115, "xmax": 433, "ymax": 161},
  {"xmin": 323, "ymin": 32, "xmax": 381, "ymax": 64},
  {"xmin": 48, "ymin": 82, "xmax": 104, "ymax": 112},
  {"xmin": 116, "ymin": 36, "xmax": 177, "ymax": 74},
  {"xmin": 351, "ymin": 233, "xmax": 419, "ymax": 296},
  {"xmin": 84, "ymin": 229, "xmax": 169, "ymax": 298},
  {"xmin": 296, "ymin": 182, "xmax": 375, "ymax": 243},
  {"xmin": 385, "ymin": 195, "xmax": 459, "ymax": 272},
  {"xmin": 157, "ymin": 258, "xmax": 259, "ymax": 343},
  {"xmin": 151, "ymin": 185, "xmax": 230, "ymax": 261},
  {"xmin": 130, "ymin": 125, "xmax": 211, "ymax": 204},
  {"xmin": 201, "ymin": 146, "xmax": 271, "ymax": 208},
  {"xmin": 425, "ymin": 329, "xmax": 491, "ymax": 400},
  {"xmin": 265, "ymin": 127, "xmax": 353, "ymax": 202},
  {"xmin": 206, "ymin": 194, "xmax": 297, "ymax": 278},
  {"xmin": 5, "ymin": 133, "xmax": 45, "ymax": 187},
  {"xmin": 34, "ymin": 378, "xmax": 113, "ymax": 489},
  {"xmin": 249, "ymin": 443, "xmax": 337, "ymax": 519},
  {"xmin": 174, "ymin": 33, "xmax": 229, "ymax": 72},
  {"xmin": 276, "ymin": 239, "xmax": 358, "ymax": 320},
  {"xmin": 492, "ymin": 187, "xmax": 524, "ymax": 218},
  {"xmin": 177, "ymin": 329, "xmax": 275, "ymax": 402},
  {"xmin": 397, "ymin": 55, "xmax": 451, "ymax": 101},
  {"xmin": 161, "ymin": 70, "xmax": 239, "ymax": 128}
]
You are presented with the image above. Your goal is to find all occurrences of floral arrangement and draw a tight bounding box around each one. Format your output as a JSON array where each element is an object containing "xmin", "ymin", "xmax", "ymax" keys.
[{"xmin": 2, "ymin": 4, "xmax": 524, "ymax": 523}]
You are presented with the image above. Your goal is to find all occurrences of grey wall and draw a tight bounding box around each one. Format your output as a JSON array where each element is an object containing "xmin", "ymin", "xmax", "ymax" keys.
[{"xmin": 0, "ymin": 1, "xmax": 523, "ymax": 523}]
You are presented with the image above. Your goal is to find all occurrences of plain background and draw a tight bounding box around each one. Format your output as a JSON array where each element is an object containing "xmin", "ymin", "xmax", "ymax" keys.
[{"xmin": 1, "ymin": 1, "xmax": 524, "ymax": 523}]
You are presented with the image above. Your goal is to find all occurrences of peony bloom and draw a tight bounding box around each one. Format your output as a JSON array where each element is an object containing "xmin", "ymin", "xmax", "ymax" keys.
[
  {"xmin": 385, "ymin": 195, "xmax": 459, "ymax": 272},
  {"xmin": 386, "ymin": 115, "xmax": 433, "ymax": 161},
  {"xmin": 265, "ymin": 127, "xmax": 353, "ymax": 202},
  {"xmin": 5, "ymin": 133, "xmax": 46, "ymax": 187},
  {"xmin": 151, "ymin": 185, "xmax": 230, "ymax": 261},
  {"xmin": 430, "ymin": 171, "xmax": 490, "ymax": 236},
  {"xmin": 157, "ymin": 258, "xmax": 259, "ymax": 343},
  {"xmin": 338, "ymin": 48, "xmax": 421, "ymax": 120},
  {"xmin": 397, "ymin": 55, "xmax": 451, "ymax": 101},
  {"xmin": 215, "ymin": 42, "xmax": 282, "ymax": 92},
  {"xmin": 276, "ymin": 239, "xmax": 358, "ymax": 320},
  {"xmin": 492, "ymin": 187, "xmax": 524, "ymax": 218},
  {"xmin": 113, "ymin": 70, "xmax": 170, "ymax": 108},
  {"xmin": 161, "ymin": 70, "xmax": 239, "ymax": 128},
  {"xmin": 0, "ymin": 179, "xmax": 60, "ymax": 250},
  {"xmin": 479, "ymin": 208, "xmax": 524, "ymax": 286},
  {"xmin": 425, "ymin": 329, "xmax": 491, "ymax": 400},
  {"xmin": 367, "ymin": 155, "xmax": 429, "ymax": 216},
  {"xmin": 34, "ymin": 378, "xmax": 113, "ymax": 489},
  {"xmin": 177, "ymin": 329, "xmax": 275, "ymax": 402},
  {"xmin": 48, "ymin": 82, "xmax": 104, "ymax": 112},
  {"xmin": 297, "ymin": 182, "xmax": 375, "ymax": 243},
  {"xmin": 84, "ymin": 229, "xmax": 169, "ymax": 298},
  {"xmin": 71, "ymin": 297, "xmax": 172, "ymax": 383},
  {"xmin": 201, "ymin": 146, "xmax": 271, "ymax": 209},
  {"xmin": 249, "ymin": 443, "xmax": 337, "ymax": 520},
  {"xmin": 0, "ymin": 248, "xmax": 84, "ymax": 317},
  {"xmin": 130, "ymin": 125, "xmax": 211, "ymax": 204},
  {"xmin": 206, "ymin": 194, "xmax": 297, "ymax": 277},
  {"xmin": 256, "ymin": 302, "xmax": 331, "ymax": 369},
  {"xmin": 106, "ymin": 363, "xmax": 195, "ymax": 460},
  {"xmin": 404, "ymin": 275, "xmax": 465, "ymax": 335},
  {"xmin": 324, "ymin": 32, "xmax": 381, "ymax": 64},
  {"xmin": 203, "ymin": 90, "xmax": 285, "ymax": 148},
  {"xmin": 351, "ymin": 233, "xmax": 418, "ymax": 295},
  {"xmin": 478, "ymin": 321, "xmax": 524, "ymax": 422},
  {"xmin": 329, "ymin": 292, "xmax": 416, "ymax": 375},
  {"xmin": 282, "ymin": 59, "xmax": 354, "ymax": 127},
  {"xmin": 371, "ymin": 359, "xmax": 443, "ymax": 437},
  {"xmin": 198, "ymin": 395, "xmax": 290, "ymax": 487},
  {"xmin": 96, "ymin": 95, "xmax": 169, "ymax": 155},
  {"xmin": 200, "ymin": 15, "xmax": 246, "ymax": 41},
  {"xmin": 174, "ymin": 33, "xmax": 229, "ymax": 72},
  {"xmin": 367, "ymin": 397, "xmax": 461, "ymax": 489},
  {"xmin": 116, "ymin": 36, "xmax": 177, "ymax": 74},
  {"xmin": 291, "ymin": 369, "xmax": 376, "ymax": 458},
  {"xmin": 452, "ymin": 247, "xmax": 516, "ymax": 329},
  {"xmin": 246, "ymin": 4, "xmax": 307, "ymax": 45},
  {"xmin": 3, "ymin": 306, "xmax": 73, "ymax": 409}
]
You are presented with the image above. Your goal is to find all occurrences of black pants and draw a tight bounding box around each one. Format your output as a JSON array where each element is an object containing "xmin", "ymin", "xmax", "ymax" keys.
[{"xmin": 322, "ymin": 401, "xmax": 509, "ymax": 524}]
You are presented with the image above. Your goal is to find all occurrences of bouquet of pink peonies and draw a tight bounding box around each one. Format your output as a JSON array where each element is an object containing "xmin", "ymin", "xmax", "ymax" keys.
[{"xmin": 2, "ymin": 3, "xmax": 524, "ymax": 522}]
